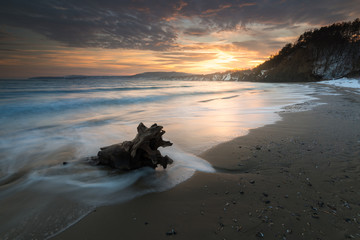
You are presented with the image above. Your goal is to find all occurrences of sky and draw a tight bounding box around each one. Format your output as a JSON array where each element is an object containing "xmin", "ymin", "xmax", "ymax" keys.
[{"xmin": 0, "ymin": 0, "xmax": 359, "ymax": 79}]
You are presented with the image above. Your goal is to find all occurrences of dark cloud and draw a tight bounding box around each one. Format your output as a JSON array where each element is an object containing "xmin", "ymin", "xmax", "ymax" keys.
[
  {"xmin": 183, "ymin": 27, "xmax": 210, "ymax": 36},
  {"xmin": 232, "ymin": 40, "xmax": 286, "ymax": 54},
  {"xmin": 155, "ymin": 51, "xmax": 217, "ymax": 64},
  {"xmin": 0, "ymin": 0, "xmax": 179, "ymax": 50},
  {"xmin": 0, "ymin": 29, "xmax": 14, "ymax": 41},
  {"xmin": 0, "ymin": 48, "xmax": 18, "ymax": 52},
  {"xmin": 0, "ymin": 0, "xmax": 359, "ymax": 51}
]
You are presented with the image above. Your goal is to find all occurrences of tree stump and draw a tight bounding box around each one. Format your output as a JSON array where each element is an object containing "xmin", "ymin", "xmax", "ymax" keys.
[{"xmin": 93, "ymin": 123, "xmax": 174, "ymax": 170}]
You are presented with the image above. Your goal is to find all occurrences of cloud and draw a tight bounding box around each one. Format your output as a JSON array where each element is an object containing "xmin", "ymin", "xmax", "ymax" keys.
[
  {"xmin": 183, "ymin": 27, "xmax": 210, "ymax": 36},
  {"xmin": 232, "ymin": 40, "xmax": 285, "ymax": 54},
  {"xmin": 155, "ymin": 51, "xmax": 218, "ymax": 64},
  {"xmin": 0, "ymin": 0, "xmax": 359, "ymax": 51},
  {"xmin": 0, "ymin": 0, "xmax": 179, "ymax": 51},
  {"xmin": 0, "ymin": 28, "xmax": 15, "ymax": 41}
]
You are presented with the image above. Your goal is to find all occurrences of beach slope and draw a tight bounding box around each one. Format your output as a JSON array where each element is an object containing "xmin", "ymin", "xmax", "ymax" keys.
[{"xmin": 54, "ymin": 86, "xmax": 360, "ymax": 240}]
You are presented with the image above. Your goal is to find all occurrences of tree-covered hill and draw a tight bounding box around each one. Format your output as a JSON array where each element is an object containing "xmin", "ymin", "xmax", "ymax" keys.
[{"xmin": 248, "ymin": 19, "xmax": 360, "ymax": 82}]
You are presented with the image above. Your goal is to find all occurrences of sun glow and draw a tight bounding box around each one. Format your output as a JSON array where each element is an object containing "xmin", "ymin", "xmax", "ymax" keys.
[
  {"xmin": 0, "ymin": 27, "xmax": 270, "ymax": 78},
  {"xmin": 215, "ymin": 51, "xmax": 238, "ymax": 64},
  {"xmin": 194, "ymin": 51, "xmax": 238, "ymax": 72}
]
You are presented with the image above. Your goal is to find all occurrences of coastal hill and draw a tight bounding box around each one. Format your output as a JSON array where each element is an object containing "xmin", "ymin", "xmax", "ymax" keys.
[
  {"xmin": 249, "ymin": 19, "xmax": 360, "ymax": 82},
  {"xmin": 176, "ymin": 19, "xmax": 360, "ymax": 82},
  {"xmin": 129, "ymin": 72, "xmax": 191, "ymax": 79},
  {"xmin": 28, "ymin": 72, "xmax": 190, "ymax": 80}
]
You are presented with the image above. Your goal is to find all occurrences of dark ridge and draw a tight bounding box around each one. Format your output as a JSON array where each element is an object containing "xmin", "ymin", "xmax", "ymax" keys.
[
  {"xmin": 249, "ymin": 18, "xmax": 360, "ymax": 82},
  {"xmin": 28, "ymin": 72, "xmax": 191, "ymax": 80}
]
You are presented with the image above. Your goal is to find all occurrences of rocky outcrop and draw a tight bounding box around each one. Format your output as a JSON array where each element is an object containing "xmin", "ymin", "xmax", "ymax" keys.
[{"xmin": 312, "ymin": 43, "xmax": 360, "ymax": 79}]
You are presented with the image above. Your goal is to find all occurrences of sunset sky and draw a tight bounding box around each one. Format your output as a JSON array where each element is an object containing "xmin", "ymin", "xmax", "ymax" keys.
[{"xmin": 0, "ymin": 0, "xmax": 359, "ymax": 79}]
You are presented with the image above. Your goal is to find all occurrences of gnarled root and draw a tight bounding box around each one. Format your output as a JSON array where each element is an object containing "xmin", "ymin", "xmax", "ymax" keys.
[{"xmin": 95, "ymin": 123, "xmax": 173, "ymax": 170}]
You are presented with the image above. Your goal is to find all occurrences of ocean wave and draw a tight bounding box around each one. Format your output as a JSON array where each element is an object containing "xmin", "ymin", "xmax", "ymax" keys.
[
  {"xmin": 0, "ymin": 88, "xmax": 245, "ymax": 118},
  {"xmin": 199, "ymin": 94, "xmax": 240, "ymax": 102},
  {"xmin": 0, "ymin": 85, "xmax": 194, "ymax": 97}
]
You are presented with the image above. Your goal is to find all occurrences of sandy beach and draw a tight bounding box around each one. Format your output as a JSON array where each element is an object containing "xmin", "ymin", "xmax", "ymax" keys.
[{"xmin": 53, "ymin": 85, "xmax": 360, "ymax": 240}]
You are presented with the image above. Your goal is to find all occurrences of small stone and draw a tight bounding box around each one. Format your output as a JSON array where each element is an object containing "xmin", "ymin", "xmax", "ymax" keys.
[
  {"xmin": 264, "ymin": 200, "xmax": 271, "ymax": 204},
  {"xmin": 249, "ymin": 180, "xmax": 255, "ymax": 184},
  {"xmin": 166, "ymin": 229, "xmax": 177, "ymax": 236},
  {"xmin": 311, "ymin": 213, "xmax": 319, "ymax": 219},
  {"xmin": 327, "ymin": 204, "xmax": 337, "ymax": 211},
  {"xmin": 62, "ymin": 161, "xmax": 68, "ymax": 165},
  {"xmin": 218, "ymin": 222, "xmax": 224, "ymax": 231},
  {"xmin": 343, "ymin": 201, "xmax": 351, "ymax": 208},
  {"xmin": 311, "ymin": 206, "xmax": 318, "ymax": 211},
  {"xmin": 256, "ymin": 231, "xmax": 264, "ymax": 238},
  {"xmin": 144, "ymin": 222, "xmax": 149, "ymax": 225},
  {"xmin": 345, "ymin": 234, "xmax": 355, "ymax": 239},
  {"xmin": 262, "ymin": 192, "xmax": 269, "ymax": 197},
  {"xmin": 284, "ymin": 195, "xmax": 289, "ymax": 198},
  {"xmin": 239, "ymin": 191, "xmax": 245, "ymax": 195}
]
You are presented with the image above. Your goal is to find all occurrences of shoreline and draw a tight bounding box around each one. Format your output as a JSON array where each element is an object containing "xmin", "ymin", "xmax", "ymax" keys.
[{"xmin": 53, "ymin": 87, "xmax": 360, "ymax": 239}]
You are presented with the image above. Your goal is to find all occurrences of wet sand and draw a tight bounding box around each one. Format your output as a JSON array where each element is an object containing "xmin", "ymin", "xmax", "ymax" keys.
[{"xmin": 54, "ymin": 86, "xmax": 360, "ymax": 240}]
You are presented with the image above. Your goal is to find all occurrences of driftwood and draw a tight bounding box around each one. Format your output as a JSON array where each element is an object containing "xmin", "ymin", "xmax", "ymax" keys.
[{"xmin": 92, "ymin": 123, "xmax": 174, "ymax": 170}]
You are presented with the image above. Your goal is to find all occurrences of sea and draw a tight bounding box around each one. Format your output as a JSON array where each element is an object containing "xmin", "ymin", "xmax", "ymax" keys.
[{"xmin": 0, "ymin": 77, "xmax": 321, "ymax": 239}]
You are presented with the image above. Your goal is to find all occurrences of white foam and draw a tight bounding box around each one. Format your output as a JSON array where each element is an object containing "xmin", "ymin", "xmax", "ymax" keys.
[
  {"xmin": 279, "ymin": 101, "xmax": 325, "ymax": 113},
  {"xmin": 318, "ymin": 78, "xmax": 360, "ymax": 94}
]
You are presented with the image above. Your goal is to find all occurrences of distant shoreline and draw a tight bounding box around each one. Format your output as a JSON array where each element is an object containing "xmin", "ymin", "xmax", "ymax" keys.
[{"xmin": 24, "ymin": 72, "xmax": 360, "ymax": 84}]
